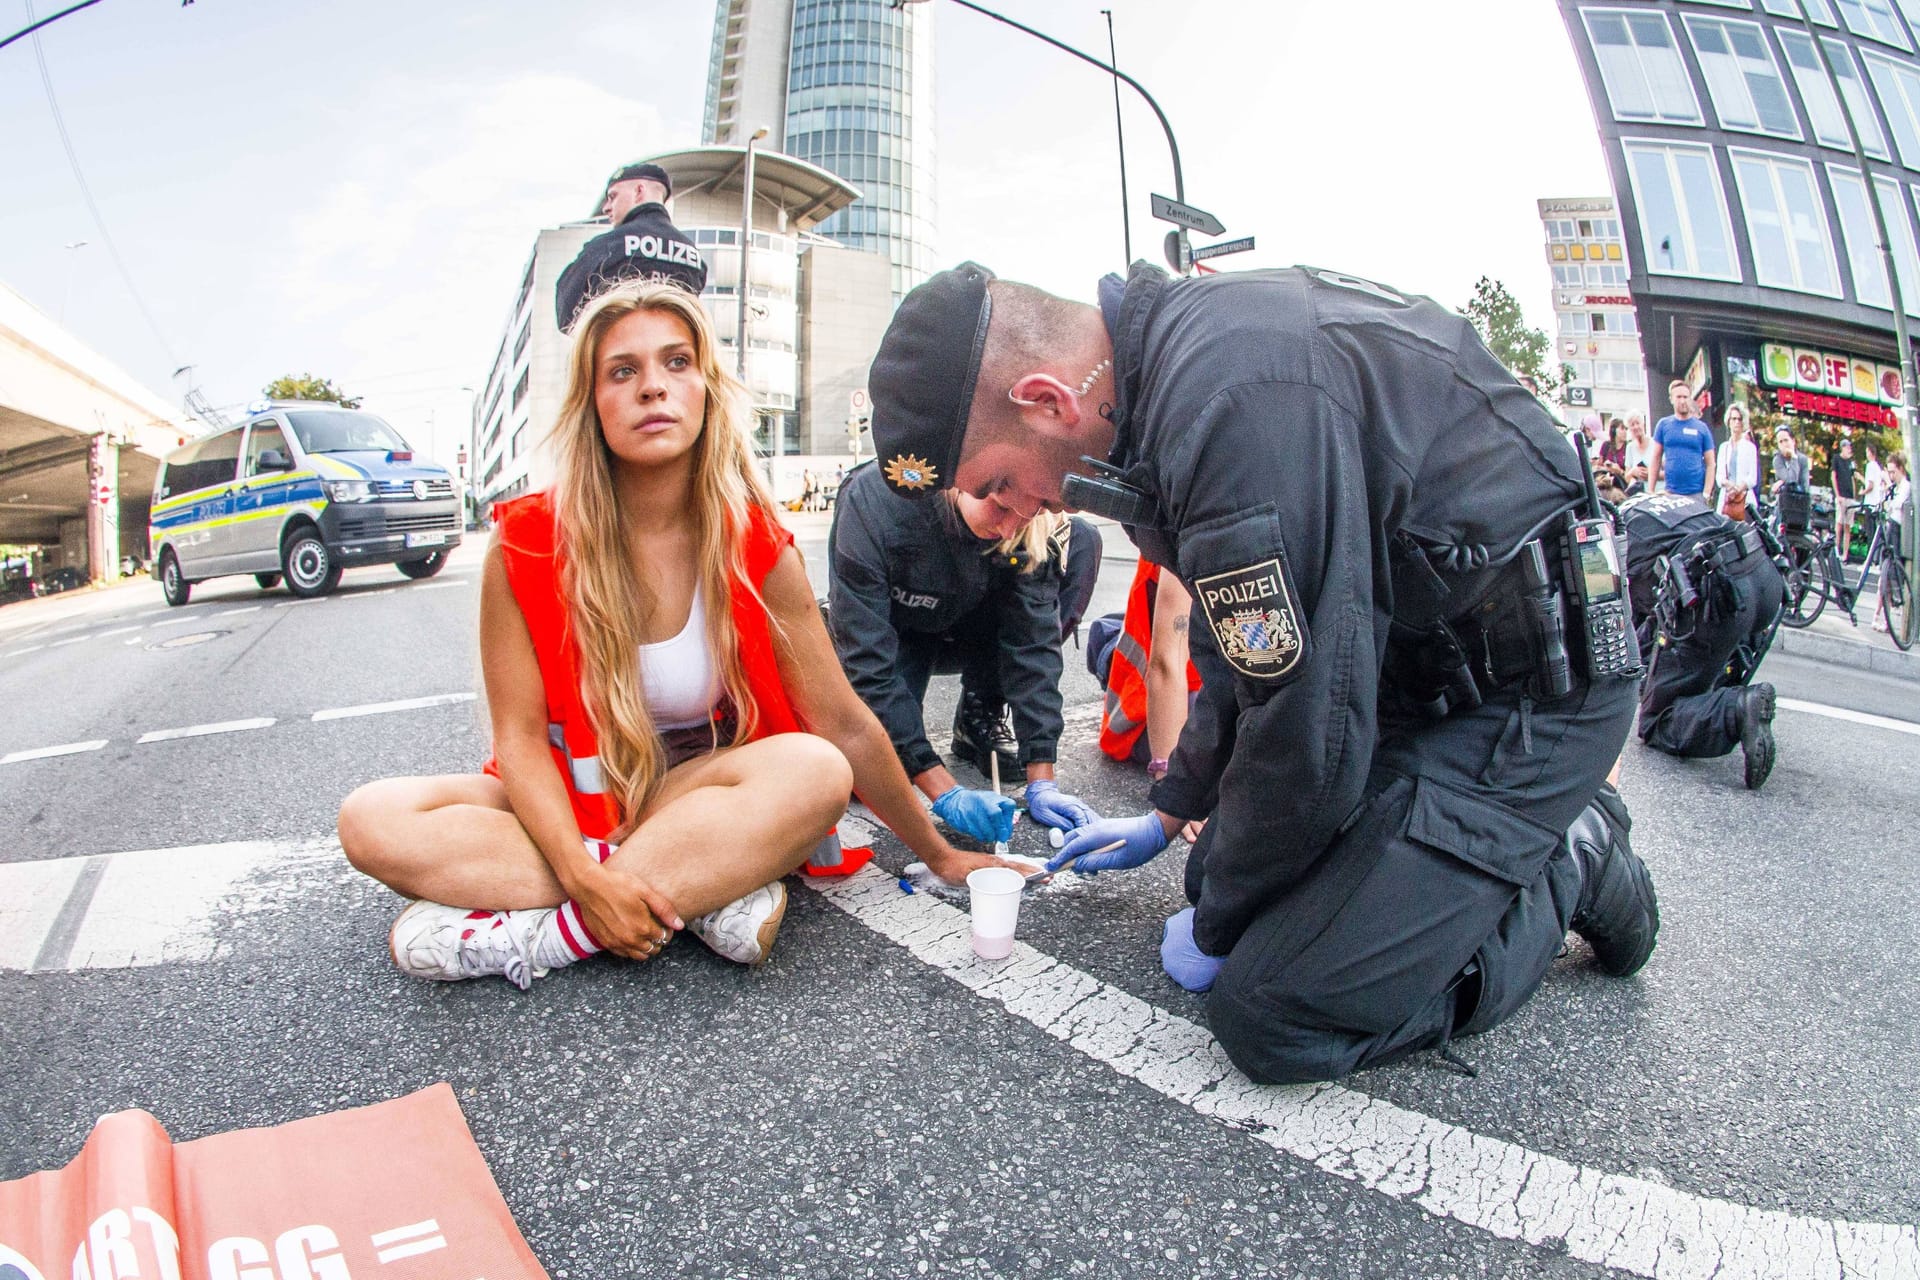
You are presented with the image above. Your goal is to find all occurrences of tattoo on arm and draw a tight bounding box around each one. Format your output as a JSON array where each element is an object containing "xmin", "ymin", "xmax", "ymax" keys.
[{"xmin": 1173, "ymin": 615, "xmax": 1188, "ymax": 634}]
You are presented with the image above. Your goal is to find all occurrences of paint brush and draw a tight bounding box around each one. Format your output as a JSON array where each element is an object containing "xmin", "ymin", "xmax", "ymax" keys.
[
  {"xmin": 1023, "ymin": 841, "xmax": 1124, "ymax": 885},
  {"xmin": 989, "ymin": 750, "xmax": 1008, "ymax": 859}
]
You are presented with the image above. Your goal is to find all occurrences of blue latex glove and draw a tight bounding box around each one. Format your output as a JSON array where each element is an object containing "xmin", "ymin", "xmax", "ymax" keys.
[
  {"xmin": 1161, "ymin": 907, "xmax": 1225, "ymax": 993},
  {"xmin": 1046, "ymin": 810, "xmax": 1168, "ymax": 874},
  {"xmin": 1024, "ymin": 779, "xmax": 1097, "ymax": 832},
  {"xmin": 931, "ymin": 786, "xmax": 1017, "ymax": 844}
]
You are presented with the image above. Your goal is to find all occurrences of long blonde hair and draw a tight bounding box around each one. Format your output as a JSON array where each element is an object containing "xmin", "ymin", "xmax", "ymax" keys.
[
  {"xmin": 546, "ymin": 281, "xmax": 780, "ymax": 821},
  {"xmin": 992, "ymin": 508, "xmax": 1071, "ymax": 572}
]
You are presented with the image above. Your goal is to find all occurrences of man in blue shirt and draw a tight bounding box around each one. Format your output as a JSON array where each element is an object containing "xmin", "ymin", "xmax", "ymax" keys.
[{"xmin": 1650, "ymin": 379, "xmax": 1716, "ymax": 502}]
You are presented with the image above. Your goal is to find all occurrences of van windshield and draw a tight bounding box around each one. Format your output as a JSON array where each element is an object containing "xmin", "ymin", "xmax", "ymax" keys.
[{"xmin": 286, "ymin": 409, "xmax": 410, "ymax": 455}]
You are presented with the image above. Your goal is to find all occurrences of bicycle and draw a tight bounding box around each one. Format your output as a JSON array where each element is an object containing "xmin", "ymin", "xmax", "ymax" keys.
[{"xmin": 1773, "ymin": 493, "xmax": 1914, "ymax": 650}]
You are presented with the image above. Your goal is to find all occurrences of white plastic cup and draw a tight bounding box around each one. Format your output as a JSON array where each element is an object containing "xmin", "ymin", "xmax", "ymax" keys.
[{"xmin": 966, "ymin": 866, "xmax": 1025, "ymax": 959}]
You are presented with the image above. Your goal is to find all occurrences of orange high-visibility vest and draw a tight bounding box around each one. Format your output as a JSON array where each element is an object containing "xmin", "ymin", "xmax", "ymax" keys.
[
  {"xmin": 1099, "ymin": 559, "xmax": 1201, "ymax": 762},
  {"xmin": 484, "ymin": 490, "xmax": 801, "ymax": 839}
]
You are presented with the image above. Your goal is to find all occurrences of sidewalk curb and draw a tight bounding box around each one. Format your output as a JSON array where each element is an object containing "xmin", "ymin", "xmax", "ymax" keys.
[{"xmin": 1772, "ymin": 624, "xmax": 1920, "ymax": 679}]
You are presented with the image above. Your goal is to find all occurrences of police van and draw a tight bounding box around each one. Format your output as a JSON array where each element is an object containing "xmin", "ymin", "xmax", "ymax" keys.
[{"xmin": 148, "ymin": 402, "xmax": 463, "ymax": 606}]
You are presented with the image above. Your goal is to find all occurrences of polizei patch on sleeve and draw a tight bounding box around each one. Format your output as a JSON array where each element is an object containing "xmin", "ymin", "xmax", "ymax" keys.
[{"xmin": 1195, "ymin": 557, "xmax": 1306, "ymax": 681}]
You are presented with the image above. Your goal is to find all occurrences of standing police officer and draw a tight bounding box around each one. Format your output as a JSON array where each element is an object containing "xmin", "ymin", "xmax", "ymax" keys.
[
  {"xmin": 555, "ymin": 162, "xmax": 707, "ymax": 333},
  {"xmin": 1620, "ymin": 492, "xmax": 1784, "ymax": 789},
  {"xmin": 828, "ymin": 459, "xmax": 1100, "ymax": 847},
  {"xmin": 864, "ymin": 261, "xmax": 1659, "ymax": 1085}
]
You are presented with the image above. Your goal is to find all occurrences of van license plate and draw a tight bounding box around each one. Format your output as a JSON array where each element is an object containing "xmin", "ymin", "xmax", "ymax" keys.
[{"xmin": 405, "ymin": 532, "xmax": 448, "ymax": 548}]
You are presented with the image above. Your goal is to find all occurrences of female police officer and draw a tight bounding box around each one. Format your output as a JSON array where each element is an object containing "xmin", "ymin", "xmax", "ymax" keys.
[{"xmin": 827, "ymin": 458, "xmax": 1100, "ymax": 848}]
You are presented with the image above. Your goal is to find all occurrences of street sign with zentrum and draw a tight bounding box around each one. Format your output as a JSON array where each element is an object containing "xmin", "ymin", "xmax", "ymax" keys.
[
  {"xmin": 1192, "ymin": 236, "xmax": 1255, "ymax": 262},
  {"xmin": 1150, "ymin": 194, "xmax": 1225, "ymax": 237}
]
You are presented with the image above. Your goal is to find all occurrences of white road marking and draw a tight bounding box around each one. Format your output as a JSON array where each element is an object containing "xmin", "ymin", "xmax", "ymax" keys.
[
  {"xmin": 136, "ymin": 717, "xmax": 276, "ymax": 744},
  {"xmin": 807, "ymin": 866, "xmax": 1920, "ymax": 1280},
  {"xmin": 0, "ymin": 838, "xmax": 336, "ymax": 973},
  {"xmin": 1779, "ymin": 697, "xmax": 1920, "ymax": 738},
  {"xmin": 217, "ymin": 605, "xmax": 262, "ymax": 616},
  {"xmin": 124, "ymin": 636, "xmax": 146, "ymax": 645},
  {"xmin": 50, "ymin": 634, "xmax": 93, "ymax": 647},
  {"xmin": 274, "ymin": 598, "xmax": 326, "ymax": 608},
  {"xmin": 148, "ymin": 614, "xmax": 207, "ymax": 628},
  {"xmin": 407, "ymin": 581, "xmax": 458, "ymax": 591},
  {"xmin": 96, "ymin": 625, "xmax": 144, "ymax": 638},
  {"xmin": 311, "ymin": 691, "xmax": 477, "ymax": 721},
  {"xmin": 5, "ymin": 644, "xmax": 45, "ymax": 656},
  {"xmin": 1, "ymin": 740, "xmax": 108, "ymax": 765},
  {"xmin": 1, "ymin": 833, "xmax": 1914, "ymax": 1275}
]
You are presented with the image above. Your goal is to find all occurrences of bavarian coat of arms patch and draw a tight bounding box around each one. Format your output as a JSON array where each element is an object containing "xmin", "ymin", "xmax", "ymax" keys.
[{"xmin": 1194, "ymin": 557, "xmax": 1306, "ymax": 681}]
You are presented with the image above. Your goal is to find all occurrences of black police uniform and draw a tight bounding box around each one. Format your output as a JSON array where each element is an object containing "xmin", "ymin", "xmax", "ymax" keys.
[
  {"xmin": 827, "ymin": 461, "xmax": 1097, "ymax": 780},
  {"xmin": 1091, "ymin": 265, "xmax": 1644, "ymax": 1083},
  {"xmin": 1620, "ymin": 494, "xmax": 1784, "ymax": 761},
  {"xmin": 554, "ymin": 203, "xmax": 707, "ymax": 333}
]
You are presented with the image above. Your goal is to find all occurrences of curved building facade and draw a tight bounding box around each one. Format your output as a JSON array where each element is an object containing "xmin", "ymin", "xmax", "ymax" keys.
[
  {"xmin": 1558, "ymin": 0, "xmax": 1920, "ymax": 445},
  {"xmin": 704, "ymin": 0, "xmax": 937, "ymax": 299}
]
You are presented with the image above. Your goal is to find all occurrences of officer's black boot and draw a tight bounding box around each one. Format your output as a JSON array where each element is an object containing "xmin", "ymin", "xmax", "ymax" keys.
[
  {"xmin": 1566, "ymin": 785, "xmax": 1659, "ymax": 977},
  {"xmin": 951, "ymin": 691, "xmax": 1020, "ymax": 779},
  {"xmin": 1740, "ymin": 682, "xmax": 1777, "ymax": 790}
]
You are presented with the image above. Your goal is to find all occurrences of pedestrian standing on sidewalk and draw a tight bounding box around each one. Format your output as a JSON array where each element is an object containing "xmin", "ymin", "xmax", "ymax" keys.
[
  {"xmin": 1832, "ymin": 437, "xmax": 1858, "ymax": 560},
  {"xmin": 1651, "ymin": 380, "xmax": 1715, "ymax": 502},
  {"xmin": 1715, "ymin": 405, "xmax": 1758, "ymax": 522},
  {"xmin": 338, "ymin": 282, "xmax": 1018, "ymax": 991}
]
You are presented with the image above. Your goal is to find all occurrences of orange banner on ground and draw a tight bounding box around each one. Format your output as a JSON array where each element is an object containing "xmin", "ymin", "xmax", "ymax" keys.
[{"xmin": 0, "ymin": 1083, "xmax": 547, "ymax": 1280}]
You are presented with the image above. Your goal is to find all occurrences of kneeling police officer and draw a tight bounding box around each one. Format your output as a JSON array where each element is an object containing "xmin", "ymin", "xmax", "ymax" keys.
[
  {"xmin": 828, "ymin": 459, "xmax": 1101, "ymax": 847},
  {"xmin": 865, "ymin": 260, "xmax": 1660, "ymax": 1085},
  {"xmin": 1619, "ymin": 493, "xmax": 1785, "ymax": 789}
]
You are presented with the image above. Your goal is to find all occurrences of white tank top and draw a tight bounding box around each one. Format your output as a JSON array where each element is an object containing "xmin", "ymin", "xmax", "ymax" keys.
[{"xmin": 639, "ymin": 582, "xmax": 721, "ymax": 730}]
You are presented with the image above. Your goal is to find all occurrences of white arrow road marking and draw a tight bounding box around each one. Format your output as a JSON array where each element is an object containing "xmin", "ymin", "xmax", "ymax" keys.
[
  {"xmin": 805, "ymin": 866, "xmax": 1920, "ymax": 1280},
  {"xmin": 1779, "ymin": 697, "xmax": 1920, "ymax": 738},
  {"xmin": 136, "ymin": 717, "xmax": 276, "ymax": 743},
  {"xmin": 1, "ymin": 740, "xmax": 108, "ymax": 765},
  {"xmin": 312, "ymin": 691, "xmax": 477, "ymax": 721}
]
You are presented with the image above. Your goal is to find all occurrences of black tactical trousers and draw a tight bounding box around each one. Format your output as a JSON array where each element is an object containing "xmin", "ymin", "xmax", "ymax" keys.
[
  {"xmin": 1638, "ymin": 558, "xmax": 1783, "ymax": 758},
  {"xmin": 1203, "ymin": 674, "xmax": 1638, "ymax": 1084}
]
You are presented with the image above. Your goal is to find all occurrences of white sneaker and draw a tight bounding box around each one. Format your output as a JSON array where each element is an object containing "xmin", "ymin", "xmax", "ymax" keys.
[
  {"xmin": 686, "ymin": 882, "xmax": 787, "ymax": 966},
  {"xmin": 388, "ymin": 901, "xmax": 552, "ymax": 991}
]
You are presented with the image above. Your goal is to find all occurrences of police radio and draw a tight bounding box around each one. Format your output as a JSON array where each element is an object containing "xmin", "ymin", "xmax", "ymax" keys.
[{"xmin": 1565, "ymin": 437, "xmax": 1642, "ymax": 680}]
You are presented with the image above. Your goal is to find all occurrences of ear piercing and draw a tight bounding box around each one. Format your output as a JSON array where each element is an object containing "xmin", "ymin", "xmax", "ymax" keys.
[{"xmin": 1008, "ymin": 357, "xmax": 1112, "ymax": 407}]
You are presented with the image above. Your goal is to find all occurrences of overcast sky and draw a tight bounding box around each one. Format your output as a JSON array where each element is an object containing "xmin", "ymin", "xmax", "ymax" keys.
[{"xmin": 1, "ymin": 0, "xmax": 1611, "ymax": 466}]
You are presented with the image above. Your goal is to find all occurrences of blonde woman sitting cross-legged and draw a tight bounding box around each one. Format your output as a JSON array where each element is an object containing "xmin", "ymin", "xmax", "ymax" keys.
[{"xmin": 338, "ymin": 281, "xmax": 1016, "ymax": 988}]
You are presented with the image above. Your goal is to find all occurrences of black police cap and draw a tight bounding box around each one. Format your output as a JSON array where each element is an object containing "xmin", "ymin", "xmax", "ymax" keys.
[
  {"xmin": 608, "ymin": 162, "xmax": 672, "ymax": 197},
  {"xmin": 869, "ymin": 262, "xmax": 996, "ymax": 499}
]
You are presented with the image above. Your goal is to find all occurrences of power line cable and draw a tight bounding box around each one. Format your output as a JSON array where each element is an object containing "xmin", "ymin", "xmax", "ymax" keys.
[
  {"xmin": 0, "ymin": 0, "xmax": 99, "ymax": 54},
  {"xmin": 24, "ymin": 0, "xmax": 179, "ymax": 368}
]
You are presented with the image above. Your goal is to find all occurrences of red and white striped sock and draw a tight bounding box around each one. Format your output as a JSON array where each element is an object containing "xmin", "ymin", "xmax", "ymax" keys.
[{"xmin": 525, "ymin": 900, "xmax": 602, "ymax": 971}]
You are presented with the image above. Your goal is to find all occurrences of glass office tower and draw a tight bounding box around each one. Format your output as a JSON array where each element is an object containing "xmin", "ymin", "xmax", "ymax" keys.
[{"xmin": 704, "ymin": 0, "xmax": 937, "ymax": 298}]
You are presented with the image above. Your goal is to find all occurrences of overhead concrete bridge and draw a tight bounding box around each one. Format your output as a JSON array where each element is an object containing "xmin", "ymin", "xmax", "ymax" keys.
[{"xmin": 0, "ymin": 281, "xmax": 194, "ymax": 583}]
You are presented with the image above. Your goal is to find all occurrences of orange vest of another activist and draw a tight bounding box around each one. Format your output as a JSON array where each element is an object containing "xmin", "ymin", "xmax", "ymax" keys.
[{"xmin": 1099, "ymin": 559, "xmax": 1203, "ymax": 762}]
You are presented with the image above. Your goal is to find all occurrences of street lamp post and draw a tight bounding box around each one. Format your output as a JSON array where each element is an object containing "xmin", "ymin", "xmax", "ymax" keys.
[
  {"xmin": 738, "ymin": 125, "xmax": 771, "ymax": 467},
  {"xmin": 892, "ymin": 0, "xmax": 1191, "ymax": 272}
]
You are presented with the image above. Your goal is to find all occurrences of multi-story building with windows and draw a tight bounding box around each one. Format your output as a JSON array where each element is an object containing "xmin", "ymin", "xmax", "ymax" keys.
[
  {"xmin": 1557, "ymin": 0, "xmax": 1920, "ymax": 455},
  {"xmin": 704, "ymin": 0, "xmax": 937, "ymax": 299},
  {"xmin": 1540, "ymin": 197, "xmax": 1650, "ymax": 422}
]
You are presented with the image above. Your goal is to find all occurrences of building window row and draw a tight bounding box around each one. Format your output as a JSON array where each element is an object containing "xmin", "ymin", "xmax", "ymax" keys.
[
  {"xmin": 1560, "ymin": 309, "xmax": 1642, "ymax": 334},
  {"xmin": 1546, "ymin": 216, "xmax": 1624, "ymax": 239},
  {"xmin": 1622, "ymin": 135, "xmax": 1920, "ymax": 310},
  {"xmin": 1553, "ymin": 261, "xmax": 1635, "ymax": 285},
  {"xmin": 1584, "ymin": 5, "xmax": 1920, "ymax": 162}
]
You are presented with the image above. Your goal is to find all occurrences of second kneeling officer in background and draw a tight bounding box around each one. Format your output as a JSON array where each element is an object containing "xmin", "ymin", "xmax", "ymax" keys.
[
  {"xmin": 1619, "ymin": 492, "xmax": 1785, "ymax": 789},
  {"xmin": 866, "ymin": 260, "xmax": 1661, "ymax": 1085},
  {"xmin": 828, "ymin": 459, "xmax": 1100, "ymax": 847}
]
